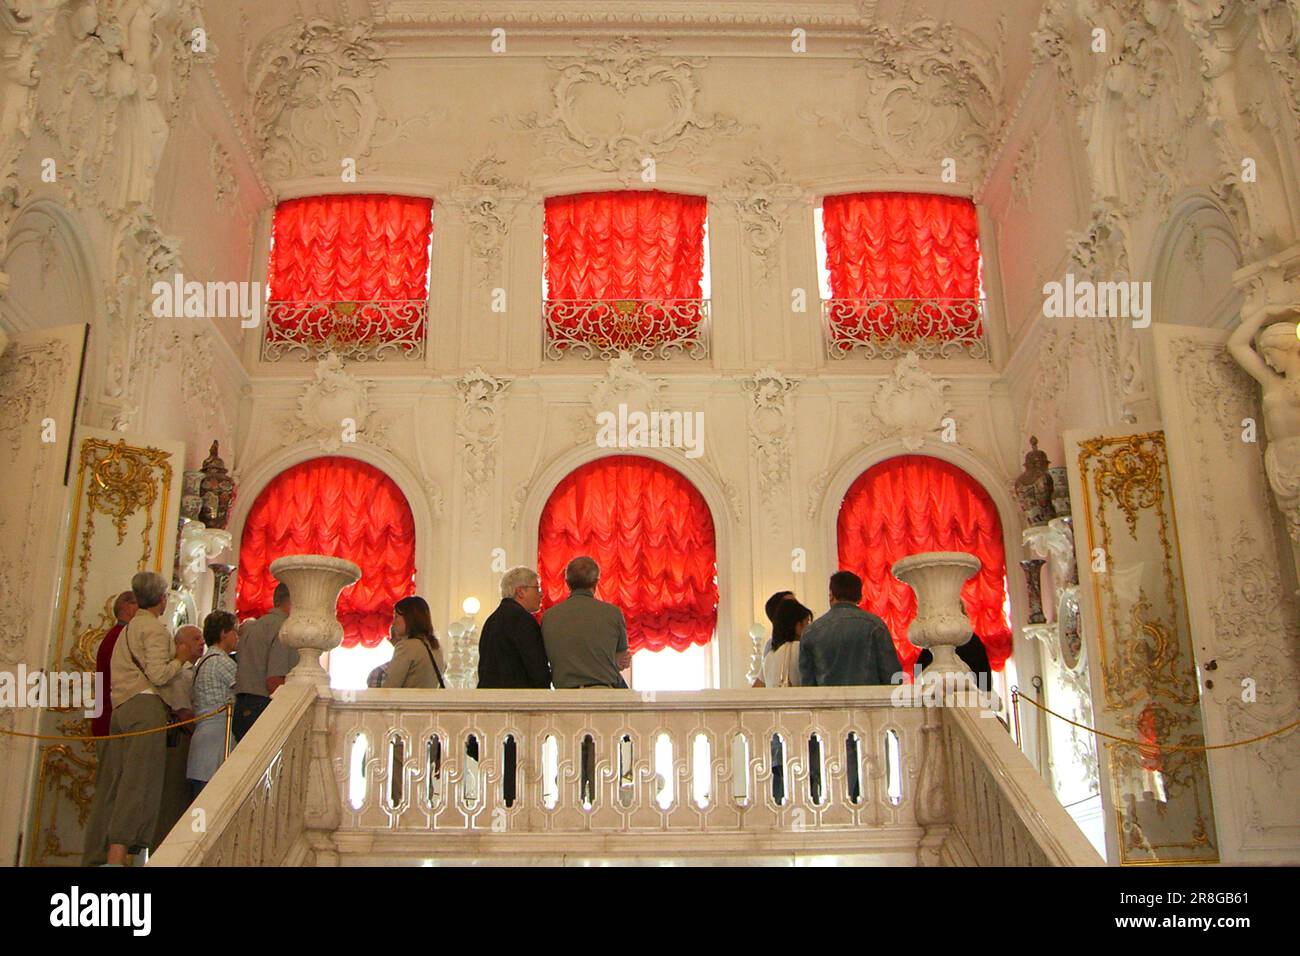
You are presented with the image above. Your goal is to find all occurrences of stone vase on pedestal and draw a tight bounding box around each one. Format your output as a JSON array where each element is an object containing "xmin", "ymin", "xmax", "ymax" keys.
[
  {"xmin": 893, "ymin": 551, "xmax": 982, "ymax": 685},
  {"xmin": 269, "ymin": 554, "xmax": 361, "ymax": 687}
]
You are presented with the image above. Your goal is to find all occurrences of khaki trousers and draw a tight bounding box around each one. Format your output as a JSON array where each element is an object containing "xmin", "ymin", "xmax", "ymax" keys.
[{"xmin": 81, "ymin": 694, "xmax": 168, "ymax": 866}]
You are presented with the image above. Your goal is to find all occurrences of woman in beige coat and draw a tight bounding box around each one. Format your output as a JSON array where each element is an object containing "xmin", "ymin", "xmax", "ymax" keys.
[{"xmin": 383, "ymin": 596, "xmax": 446, "ymax": 689}]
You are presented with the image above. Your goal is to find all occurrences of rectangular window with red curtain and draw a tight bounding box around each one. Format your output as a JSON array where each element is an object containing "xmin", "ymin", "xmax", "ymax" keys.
[
  {"xmin": 818, "ymin": 192, "xmax": 986, "ymax": 360},
  {"xmin": 262, "ymin": 193, "xmax": 434, "ymax": 362},
  {"xmin": 543, "ymin": 190, "xmax": 710, "ymax": 361}
]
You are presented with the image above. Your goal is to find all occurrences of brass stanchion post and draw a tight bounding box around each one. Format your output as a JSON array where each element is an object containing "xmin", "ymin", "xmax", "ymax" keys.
[
  {"xmin": 224, "ymin": 702, "xmax": 233, "ymax": 759},
  {"xmin": 1011, "ymin": 685, "xmax": 1022, "ymax": 746}
]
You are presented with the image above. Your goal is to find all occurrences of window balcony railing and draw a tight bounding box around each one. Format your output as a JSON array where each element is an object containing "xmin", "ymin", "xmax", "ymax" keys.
[
  {"xmin": 261, "ymin": 299, "xmax": 428, "ymax": 363},
  {"xmin": 544, "ymin": 298, "xmax": 710, "ymax": 361},
  {"xmin": 823, "ymin": 297, "xmax": 988, "ymax": 361}
]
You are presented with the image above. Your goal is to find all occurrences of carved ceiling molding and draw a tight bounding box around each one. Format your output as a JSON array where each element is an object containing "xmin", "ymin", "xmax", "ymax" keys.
[
  {"xmin": 1065, "ymin": 198, "xmax": 1149, "ymax": 424},
  {"xmin": 374, "ymin": 1, "xmax": 881, "ymax": 32},
  {"xmin": 861, "ymin": 352, "xmax": 952, "ymax": 451},
  {"xmin": 105, "ymin": 206, "xmax": 183, "ymax": 427},
  {"xmin": 719, "ymin": 157, "xmax": 806, "ymax": 278},
  {"xmin": 35, "ymin": 0, "xmax": 209, "ymax": 220},
  {"xmin": 442, "ymin": 156, "xmax": 529, "ymax": 287},
  {"xmin": 0, "ymin": 0, "xmax": 70, "ymax": 257},
  {"xmin": 800, "ymin": 17, "xmax": 1007, "ymax": 180},
  {"xmin": 503, "ymin": 35, "xmax": 744, "ymax": 178},
  {"xmin": 1009, "ymin": 130, "xmax": 1041, "ymax": 211},
  {"xmin": 160, "ymin": 325, "xmax": 232, "ymax": 450},
  {"xmin": 209, "ymin": 141, "xmax": 236, "ymax": 209},
  {"xmin": 247, "ymin": 16, "xmax": 437, "ymax": 181}
]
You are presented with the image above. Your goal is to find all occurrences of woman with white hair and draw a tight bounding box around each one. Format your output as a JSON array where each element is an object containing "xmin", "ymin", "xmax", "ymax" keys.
[{"xmin": 82, "ymin": 571, "xmax": 202, "ymax": 866}]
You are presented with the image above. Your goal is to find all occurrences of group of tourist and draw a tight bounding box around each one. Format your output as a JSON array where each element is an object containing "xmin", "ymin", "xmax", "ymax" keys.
[{"xmin": 81, "ymin": 556, "xmax": 943, "ymax": 865}]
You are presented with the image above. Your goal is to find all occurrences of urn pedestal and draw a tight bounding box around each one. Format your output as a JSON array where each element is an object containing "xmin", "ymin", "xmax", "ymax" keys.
[
  {"xmin": 893, "ymin": 551, "xmax": 982, "ymax": 686},
  {"xmin": 269, "ymin": 555, "xmax": 362, "ymax": 687}
]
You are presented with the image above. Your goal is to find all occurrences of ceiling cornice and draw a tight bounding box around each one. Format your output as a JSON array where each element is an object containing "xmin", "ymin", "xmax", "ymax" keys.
[{"xmin": 370, "ymin": 0, "xmax": 880, "ymax": 32}]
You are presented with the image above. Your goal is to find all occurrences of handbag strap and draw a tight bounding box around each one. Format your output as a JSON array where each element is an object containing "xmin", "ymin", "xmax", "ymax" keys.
[{"xmin": 417, "ymin": 637, "xmax": 446, "ymax": 689}]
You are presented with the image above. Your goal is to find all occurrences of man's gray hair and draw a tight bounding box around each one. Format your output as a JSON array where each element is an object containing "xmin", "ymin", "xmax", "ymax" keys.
[
  {"xmin": 564, "ymin": 556, "xmax": 600, "ymax": 590},
  {"xmin": 175, "ymin": 624, "xmax": 202, "ymax": 644},
  {"xmin": 500, "ymin": 566, "xmax": 539, "ymax": 599},
  {"xmin": 131, "ymin": 571, "xmax": 169, "ymax": 610}
]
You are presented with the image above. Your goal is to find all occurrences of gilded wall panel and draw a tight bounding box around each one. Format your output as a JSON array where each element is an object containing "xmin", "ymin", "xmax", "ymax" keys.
[
  {"xmin": 1072, "ymin": 429, "xmax": 1218, "ymax": 865},
  {"xmin": 27, "ymin": 428, "xmax": 183, "ymax": 866}
]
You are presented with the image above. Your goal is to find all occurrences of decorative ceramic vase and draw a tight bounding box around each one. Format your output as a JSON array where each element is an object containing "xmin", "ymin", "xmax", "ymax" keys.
[
  {"xmin": 893, "ymin": 551, "xmax": 982, "ymax": 681},
  {"xmin": 181, "ymin": 470, "xmax": 204, "ymax": 520},
  {"xmin": 269, "ymin": 554, "xmax": 361, "ymax": 686},
  {"xmin": 1013, "ymin": 436, "xmax": 1055, "ymax": 527},
  {"xmin": 198, "ymin": 440, "xmax": 235, "ymax": 530},
  {"xmin": 1047, "ymin": 465, "xmax": 1071, "ymax": 519},
  {"xmin": 1020, "ymin": 558, "xmax": 1047, "ymax": 624}
]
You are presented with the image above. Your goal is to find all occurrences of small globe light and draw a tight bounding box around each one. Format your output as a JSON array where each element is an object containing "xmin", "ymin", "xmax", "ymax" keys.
[{"xmin": 462, "ymin": 596, "xmax": 481, "ymax": 616}]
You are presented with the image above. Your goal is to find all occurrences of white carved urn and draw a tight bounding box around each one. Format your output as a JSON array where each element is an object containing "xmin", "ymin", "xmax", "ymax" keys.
[
  {"xmin": 269, "ymin": 554, "xmax": 362, "ymax": 686},
  {"xmin": 893, "ymin": 551, "xmax": 982, "ymax": 683}
]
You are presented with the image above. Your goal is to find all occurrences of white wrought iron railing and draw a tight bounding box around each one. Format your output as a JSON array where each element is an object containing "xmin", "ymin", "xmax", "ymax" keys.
[
  {"xmin": 823, "ymin": 297, "xmax": 988, "ymax": 360},
  {"xmin": 543, "ymin": 298, "xmax": 710, "ymax": 361},
  {"xmin": 260, "ymin": 300, "xmax": 428, "ymax": 362},
  {"xmin": 152, "ymin": 685, "xmax": 1102, "ymax": 866}
]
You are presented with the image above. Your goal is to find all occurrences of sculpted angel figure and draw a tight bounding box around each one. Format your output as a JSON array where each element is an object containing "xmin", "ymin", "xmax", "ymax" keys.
[{"xmin": 1228, "ymin": 303, "xmax": 1300, "ymax": 548}]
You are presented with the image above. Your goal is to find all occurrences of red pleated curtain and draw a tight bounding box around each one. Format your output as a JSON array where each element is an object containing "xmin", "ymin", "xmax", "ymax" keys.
[
  {"xmin": 543, "ymin": 190, "xmax": 708, "ymax": 343},
  {"xmin": 538, "ymin": 455, "xmax": 718, "ymax": 653},
  {"xmin": 836, "ymin": 455, "xmax": 1012, "ymax": 673},
  {"xmin": 266, "ymin": 193, "xmax": 434, "ymax": 340},
  {"xmin": 822, "ymin": 192, "xmax": 981, "ymax": 341},
  {"xmin": 237, "ymin": 457, "xmax": 417, "ymax": 648}
]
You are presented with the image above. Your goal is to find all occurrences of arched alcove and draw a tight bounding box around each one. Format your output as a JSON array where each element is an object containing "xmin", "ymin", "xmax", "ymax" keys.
[
  {"xmin": 538, "ymin": 453, "xmax": 718, "ymax": 650},
  {"xmin": 525, "ymin": 447, "xmax": 733, "ymax": 686},
  {"xmin": 0, "ymin": 199, "xmax": 99, "ymax": 334},
  {"xmin": 1149, "ymin": 191, "xmax": 1244, "ymax": 330},
  {"xmin": 834, "ymin": 454, "xmax": 1013, "ymax": 674},
  {"xmin": 235, "ymin": 455, "xmax": 417, "ymax": 650}
]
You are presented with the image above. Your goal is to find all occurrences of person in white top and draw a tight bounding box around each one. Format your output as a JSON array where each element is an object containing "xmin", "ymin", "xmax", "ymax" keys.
[{"xmin": 762, "ymin": 599, "xmax": 813, "ymax": 688}]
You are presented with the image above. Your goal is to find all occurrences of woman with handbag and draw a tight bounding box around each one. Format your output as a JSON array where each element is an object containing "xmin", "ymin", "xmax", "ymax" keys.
[{"xmin": 382, "ymin": 596, "xmax": 446, "ymax": 690}]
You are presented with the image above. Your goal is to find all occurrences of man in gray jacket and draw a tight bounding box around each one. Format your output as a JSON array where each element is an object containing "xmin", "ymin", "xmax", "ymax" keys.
[{"xmin": 541, "ymin": 556, "xmax": 632, "ymax": 689}]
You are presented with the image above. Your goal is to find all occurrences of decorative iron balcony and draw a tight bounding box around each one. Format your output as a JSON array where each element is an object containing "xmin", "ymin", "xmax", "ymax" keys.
[
  {"xmin": 823, "ymin": 297, "xmax": 988, "ymax": 360},
  {"xmin": 544, "ymin": 298, "xmax": 710, "ymax": 361},
  {"xmin": 261, "ymin": 299, "xmax": 428, "ymax": 362}
]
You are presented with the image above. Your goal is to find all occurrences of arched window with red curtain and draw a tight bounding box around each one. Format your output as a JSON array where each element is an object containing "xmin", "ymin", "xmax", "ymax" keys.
[
  {"xmin": 543, "ymin": 190, "xmax": 708, "ymax": 356},
  {"xmin": 265, "ymin": 193, "xmax": 434, "ymax": 355},
  {"xmin": 537, "ymin": 455, "xmax": 718, "ymax": 653},
  {"xmin": 820, "ymin": 192, "xmax": 983, "ymax": 354},
  {"xmin": 836, "ymin": 455, "xmax": 1012, "ymax": 673},
  {"xmin": 237, "ymin": 457, "xmax": 416, "ymax": 648}
]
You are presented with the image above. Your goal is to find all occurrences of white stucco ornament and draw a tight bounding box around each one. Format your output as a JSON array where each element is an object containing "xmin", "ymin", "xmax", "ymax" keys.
[
  {"xmin": 297, "ymin": 353, "xmax": 371, "ymax": 451},
  {"xmin": 867, "ymin": 352, "xmax": 952, "ymax": 451}
]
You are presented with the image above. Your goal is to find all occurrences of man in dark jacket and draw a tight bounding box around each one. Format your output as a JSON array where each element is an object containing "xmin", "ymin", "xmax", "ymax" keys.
[
  {"xmin": 478, "ymin": 566, "xmax": 551, "ymax": 689},
  {"xmin": 478, "ymin": 566, "xmax": 551, "ymax": 806}
]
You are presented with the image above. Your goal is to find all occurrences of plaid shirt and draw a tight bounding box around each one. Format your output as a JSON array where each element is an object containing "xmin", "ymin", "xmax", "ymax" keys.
[{"xmin": 192, "ymin": 646, "xmax": 237, "ymax": 716}]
